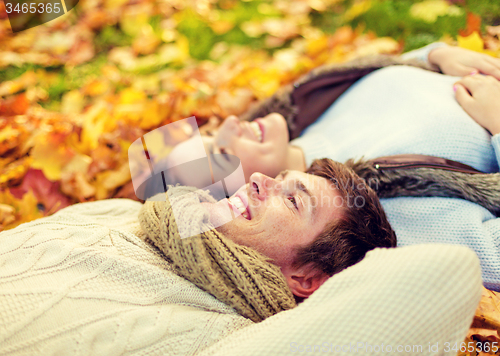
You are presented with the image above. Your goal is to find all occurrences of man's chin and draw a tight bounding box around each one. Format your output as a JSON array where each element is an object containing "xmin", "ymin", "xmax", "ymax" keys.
[{"xmin": 201, "ymin": 200, "xmax": 241, "ymax": 232}]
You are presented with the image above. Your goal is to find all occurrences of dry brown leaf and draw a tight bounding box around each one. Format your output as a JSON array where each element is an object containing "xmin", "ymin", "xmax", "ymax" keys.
[
  {"xmin": 0, "ymin": 203, "xmax": 16, "ymax": 226},
  {"xmin": 472, "ymin": 287, "xmax": 500, "ymax": 331}
]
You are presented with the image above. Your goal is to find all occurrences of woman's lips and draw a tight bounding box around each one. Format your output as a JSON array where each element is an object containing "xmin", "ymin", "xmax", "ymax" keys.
[
  {"xmin": 248, "ymin": 121, "xmax": 263, "ymax": 142},
  {"xmin": 255, "ymin": 119, "xmax": 265, "ymax": 142}
]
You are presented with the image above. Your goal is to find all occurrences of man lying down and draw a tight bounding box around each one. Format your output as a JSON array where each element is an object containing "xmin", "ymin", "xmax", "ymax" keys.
[{"xmin": 0, "ymin": 159, "xmax": 482, "ymax": 355}]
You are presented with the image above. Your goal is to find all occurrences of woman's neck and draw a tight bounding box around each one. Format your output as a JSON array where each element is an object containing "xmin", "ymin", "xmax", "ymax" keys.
[{"xmin": 286, "ymin": 145, "xmax": 307, "ymax": 172}]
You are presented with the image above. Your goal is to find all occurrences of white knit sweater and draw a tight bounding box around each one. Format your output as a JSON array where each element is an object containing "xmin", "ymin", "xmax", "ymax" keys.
[{"xmin": 0, "ymin": 198, "xmax": 483, "ymax": 355}]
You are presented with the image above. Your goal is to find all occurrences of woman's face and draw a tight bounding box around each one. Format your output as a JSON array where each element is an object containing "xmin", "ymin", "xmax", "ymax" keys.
[{"xmin": 209, "ymin": 113, "xmax": 290, "ymax": 182}]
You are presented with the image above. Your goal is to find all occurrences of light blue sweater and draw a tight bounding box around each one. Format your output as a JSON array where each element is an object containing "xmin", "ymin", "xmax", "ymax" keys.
[{"xmin": 292, "ymin": 46, "xmax": 500, "ymax": 290}]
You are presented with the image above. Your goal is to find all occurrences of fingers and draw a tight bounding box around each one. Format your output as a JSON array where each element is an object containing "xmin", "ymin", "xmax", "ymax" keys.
[
  {"xmin": 454, "ymin": 74, "xmax": 484, "ymax": 94},
  {"xmin": 476, "ymin": 59, "xmax": 500, "ymax": 80},
  {"xmin": 454, "ymin": 83, "xmax": 474, "ymax": 110},
  {"xmin": 452, "ymin": 63, "xmax": 479, "ymax": 77}
]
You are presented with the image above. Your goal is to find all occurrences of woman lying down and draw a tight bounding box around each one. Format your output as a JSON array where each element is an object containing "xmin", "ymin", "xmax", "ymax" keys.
[{"xmin": 0, "ymin": 42, "xmax": 496, "ymax": 355}]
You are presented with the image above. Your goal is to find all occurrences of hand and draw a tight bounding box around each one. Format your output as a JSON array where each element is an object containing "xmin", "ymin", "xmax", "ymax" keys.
[
  {"xmin": 429, "ymin": 46, "xmax": 500, "ymax": 80},
  {"xmin": 454, "ymin": 74, "xmax": 500, "ymax": 135}
]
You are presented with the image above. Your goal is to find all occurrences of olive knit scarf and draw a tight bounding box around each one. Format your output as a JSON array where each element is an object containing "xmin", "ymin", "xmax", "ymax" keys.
[{"xmin": 138, "ymin": 186, "xmax": 297, "ymax": 323}]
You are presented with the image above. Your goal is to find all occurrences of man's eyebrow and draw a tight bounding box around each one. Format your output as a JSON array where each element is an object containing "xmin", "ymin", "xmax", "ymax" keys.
[
  {"xmin": 278, "ymin": 170, "xmax": 317, "ymax": 220},
  {"xmin": 291, "ymin": 177, "xmax": 318, "ymax": 222}
]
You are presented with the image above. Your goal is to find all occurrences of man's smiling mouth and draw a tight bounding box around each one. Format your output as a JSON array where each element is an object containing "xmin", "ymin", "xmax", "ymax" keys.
[{"xmin": 228, "ymin": 196, "xmax": 251, "ymax": 220}]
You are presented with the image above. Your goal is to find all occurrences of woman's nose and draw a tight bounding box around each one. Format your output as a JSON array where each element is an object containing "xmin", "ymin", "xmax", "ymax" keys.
[
  {"xmin": 220, "ymin": 116, "xmax": 241, "ymax": 135},
  {"xmin": 215, "ymin": 116, "xmax": 241, "ymax": 149},
  {"xmin": 249, "ymin": 172, "xmax": 278, "ymax": 201}
]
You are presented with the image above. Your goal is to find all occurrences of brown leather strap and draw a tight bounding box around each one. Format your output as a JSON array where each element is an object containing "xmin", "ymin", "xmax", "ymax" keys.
[{"xmin": 369, "ymin": 154, "xmax": 485, "ymax": 174}]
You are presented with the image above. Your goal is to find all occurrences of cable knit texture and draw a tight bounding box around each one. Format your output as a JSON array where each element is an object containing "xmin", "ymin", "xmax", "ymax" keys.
[
  {"xmin": 0, "ymin": 198, "xmax": 253, "ymax": 355},
  {"xmin": 138, "ymin": 187, "xmax": 296, "ymax": 323}
]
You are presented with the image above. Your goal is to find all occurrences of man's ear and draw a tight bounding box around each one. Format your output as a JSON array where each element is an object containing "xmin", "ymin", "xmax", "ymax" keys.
[{"xmin": 282, "ymin": 264, "xmax": 330, "ymax": 299}]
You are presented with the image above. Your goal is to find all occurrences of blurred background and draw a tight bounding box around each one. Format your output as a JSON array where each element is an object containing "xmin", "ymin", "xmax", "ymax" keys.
[{"xmin": 0, "ymin": 0, "xmax": 499, "ymax": 231}]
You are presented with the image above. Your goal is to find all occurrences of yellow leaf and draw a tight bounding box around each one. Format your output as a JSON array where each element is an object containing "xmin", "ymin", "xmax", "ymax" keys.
[
  {"xmin": 306, "ymin": 35, "xmax": 329, "ymax": 57},
  {"xmin": 104, "ymin": 0, "xmax": 128, "ymax": 10},
  {"xmin": 0, "ymin": 70, "xmax": 36, "ymax": 97},
  {"xmin": 140, "ymin": 101, "xmax": 163, "ymax": 130},
  {"xmin": 81, "ymin": 101, "xmax": 110, "ymax": 152},
  {"xmin": 119, "ymin": 88, "xmax": 146, "ymax": 105},
  {"xmin": 210, "ymin": 20, "xmax": 235, "ymax": 35},
  {"xmin": 250, "ymin": 71, "xmax": 281, "ymax": 99},
  {"xmin": 94, "ymin": 163, "xmax": 131, "ymax": 200},
  {"xmin": 0, "ymin": 125, "xmax": 19, "ymax": 143},
  {"xmin": 410, "ymin": 0, "xmax": 462, "ymax": 23},
  {"xmin": 0, "ymin": 156, "xmax": 32, "ymax": 185},
  {"xmin": 61, "ymin": 90, "xmax": 85, "ymax": 115},
  {"xmin": 158, "ymin": 37, "xmax": 190, "ymax": 65},
  {"xmin": 83, "ymin": 79, "xmax": 110, "ymax": 97},
  {"xmin": 0, "ymin": 190, "xmax": 43, "ymax": 232},
  {"xmin": 343, "ymin": 0, "xmax": 372, "ymax": 22},
  {"xmin": 458, "ymin": 32, "xmax": 485, "ymax": 53},
  {"xmin": 119, "ymin": 6, "xmax": 151, "ymax": 37},
  {"xmin": 31, "ymin": 141, "xmax": 74, "ymax": 181},
  {"xmin": 61, "ymin": 154, "xmax": 92, "ymax": 176}
]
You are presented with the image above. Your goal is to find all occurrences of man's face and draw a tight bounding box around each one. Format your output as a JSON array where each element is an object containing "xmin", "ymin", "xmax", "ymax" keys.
[{"xmin": 212, "ymin": 170, "xmax": 343, "ymax": 269}]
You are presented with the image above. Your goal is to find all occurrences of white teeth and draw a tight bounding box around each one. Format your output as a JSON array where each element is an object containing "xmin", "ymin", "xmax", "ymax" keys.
[
  {"xmin": 250, "ymin": 122, "xmax": 262, "ymax": 142},
  {"xmin": 229, "ymin": 196, "xmax": 248, "ymax": 218}
]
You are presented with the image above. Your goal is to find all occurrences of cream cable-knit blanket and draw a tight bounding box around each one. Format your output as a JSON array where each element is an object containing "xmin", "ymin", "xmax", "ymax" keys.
[
  {"xmin": 0, "ymin": 198, "xmax": 482, "ymax": 355},
  {"xmin": 0, "ymin": 198, "xmax": 252, "ymax": 355}
]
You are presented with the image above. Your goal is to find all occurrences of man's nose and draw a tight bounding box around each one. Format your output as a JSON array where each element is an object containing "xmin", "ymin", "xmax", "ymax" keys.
[{"xmin": 249, "ymin": 172, "xmax": 279, "ymax": 201}]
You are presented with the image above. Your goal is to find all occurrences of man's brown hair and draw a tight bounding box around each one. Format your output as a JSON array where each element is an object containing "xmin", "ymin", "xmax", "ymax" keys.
[{"xmin": 293, "ymin": 158, "xmax": 397, "ymax": 276}]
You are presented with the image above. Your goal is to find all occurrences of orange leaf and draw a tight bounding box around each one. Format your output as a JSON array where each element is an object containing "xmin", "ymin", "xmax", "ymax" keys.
[
  {"xmin": 0, "ymin": 94, "xmax": 30, "ymax": 116},
  {"xmin": 460, "ymin": 13, "xmax": 482, "ymax": 37}
]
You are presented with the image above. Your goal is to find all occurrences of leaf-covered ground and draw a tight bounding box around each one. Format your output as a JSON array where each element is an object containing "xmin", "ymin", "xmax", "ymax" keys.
[
  {"xmin": 1, "ymin": 0, "xmax": 499, "ymax": 229},
  {"xmin": 1, "ymin": 0, "xmax": 500, "ymax": 350}
]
